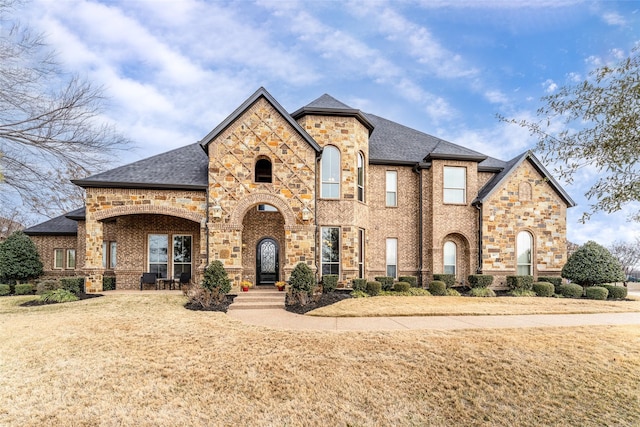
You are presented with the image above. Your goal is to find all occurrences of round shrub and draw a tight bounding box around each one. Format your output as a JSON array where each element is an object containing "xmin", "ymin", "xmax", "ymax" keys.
[
  {"xmin": 557, "ymin": 283, "xmax": 584, "ymax": 298},
  {"xmin": 533, "ymin": 282, "xmax": 555, "ymax": 297},
  {"xmin": 429, "ymin": 280, "xmax": 446, "ymax": 296},
  {"xmin": 433, "ymin": 274, "xmax": 455, "ymax": 288},
  {"xmin": 507, "ymin": 275, "xmax": 534, "ymax": 291},
  {"xmin": 366, "ymin": 281, "xmax": 382, "ymax": 296},
  {"xmin": 394, "ymin": 282, "xmax": 410, "ymax": 292},
  {"xmin": 0, "ymin": 231, "xmax": 43, "ymax": 283},
  {"xmin": 40, "ymin": 289, "xmax": 78, "ymax": 303},
  {"xmin": 0, "ymin": 284, "xmax": 10, "ymax": 296},
  {"xmin": 322, "ymin": 275, "xmax": 338, "ymax": 293},
  {"xmin": 352, "ymin": 278, "xmax": 367, "ymax": 292},
  {"xmin": 398, "ymin": 276, "xmax": 417, "ymax": 287},
  {"xmin": 467, "ymin": 274, "xmax": 493, "ymax": 288},
  {"xmin": 201, "ymin": 260, "xmax": 231, "ymax": 303},
  {"xmin": 14, "ymin": 283, "xmax": 34, "ymax": 295},
  {"xmin": 585, "ymin": 286, "xmax": 609, "ymax": 300},
  {"xmin": 446, "ymin": 288, "xmax": 461, "ymax": 296},
  {"xmin": 562, "ymin": 241, "xmax": 625, "ymax": 286},
  {"xmin": 538, "ymin": 276, "xmax": 562, "ymax": 290},
  {"xmin": 603, "ymin": 285, "xmax": 627, "ymax": 300},
  {"xmin": 374, "ymin": 276, "xmax": 394, "ymax": 291},
  {"xmin": 289, "ymin": 262, "xmax": 315, "ymax": 295},
  {"xmin": 468, "ymin": 287, "xmax": 496, "ymax": 297}
]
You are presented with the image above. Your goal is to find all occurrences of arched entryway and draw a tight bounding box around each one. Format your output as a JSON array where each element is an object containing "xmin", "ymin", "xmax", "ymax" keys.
[{"xmin": 256, "ymin": 238, "xmax": 279, "ymax": 285}]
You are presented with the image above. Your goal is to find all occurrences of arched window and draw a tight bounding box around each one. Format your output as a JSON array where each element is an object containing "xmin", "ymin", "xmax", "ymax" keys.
[
  {"xmin": 255, "ymin": 158, "xmax": 272, "ymax": 183},
  {"xmin": 444, "ymin": 241, "xmax": 456, "ymax": 275},
  {"xmin": 357, "ymin": 152, "xmax": 365, "ymax": 202},
  {"xmin": 517, "ymin": 231, "xmax": 533, "ymax": 275},
  {"xmin": 321, "ymin": 146, "xmax": 340, "ymax": 198}
]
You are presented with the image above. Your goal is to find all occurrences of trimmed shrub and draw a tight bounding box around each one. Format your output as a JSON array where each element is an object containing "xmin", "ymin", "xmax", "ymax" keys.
[
  {"xmin": 398, "ymin": 276, "xmax": 417, "ymax": 287},
  {"xmin": 429, "ymin": 280, "xmax": 447, "ymax": 296},
  {"xmin": 366, "ymin": 281, "xmax": 382, "ymax": 296},
  {"xmin": 507, "ymin": 275, "xmax": 534, "ymax": 291},
  {"xmin": 201, "ymin": 260, "xmax": 231, "ymax": 303},
  {"xmin": 352, "ymin": 278, "xmax": 367, "ymax": 292},
  {"xmin": 36, "ymin": 280, "xmax": 61, "ymax": 295},
  {"xmin": 0, "ymin": 284, "xmax": 10, "ymax": 296},
  {"xmin": 351, "ymin": 290, "xmax": 369, "ymax": 298},
  {"xmin": 15, "ymin": 284, "xmax": 33, "ymax": 295},
  {"xmin": 469, "ymin": 287, "xmax": 496, "ymax": 297},
  {"xmin": 432, "ymin": 274, "xmax": 455, "ymax": 288},
  {"xmin": 446, "ymin": 288, "xmax": 461, "ymax": 296},
  {"xmin": 538, "ymin": 276, "xmax": 562, "ymax": 289},
  {"xmin": 585, "ymin": 286, "xmax": 609, "ymax": 300},
  {"xmin": 467, "ymin": 274, "xmax": 493, "ymax": 288},
  {"xmin": 603, "ymin": 285, "xmax": 627, "ymax": 300},
  {"xmin": 289, "ymin": 262, "xmax": 315, "ymax": 295},
  {"xmin": 562, "ymin": 241, "xmax": 625, "ymax": 286},
  {"xmin": 103, "ymin": 276, "xmax": 116, "ymax": 291},
  {"xmin": 509, "ymin": 289, "xmax": 536, "ymax": 297},
  {"xmin": 407, "ymin": 288, "xmax": 431, "ymax": 296},
  {"xmin": 533, "ymin": 282, "xmax": 555, "ymax": 297},
  {"xmin": 374, "ymin": 276, "xmax": 395, "ymax": 291},
  {"xmin": 394, "ymin": 282, "xmax": 410, "ymax": 292},
  {"xmin": 321, "ymin": 275, "xmax": 338, "ymax": 293},
  {"xmin": 558, "ymin": 283, "xmax": 584, "ymax": 298},
  {"xmin": 40, "ymin": 289, "xmax": 79, "ymax": 303},
  {"xmin": 0, "ymin": 231, "xmax": 43, "ymax": 283},
  {"xmin": 60, "ymin": 277, "xmax": 84, "ymax": 295}
]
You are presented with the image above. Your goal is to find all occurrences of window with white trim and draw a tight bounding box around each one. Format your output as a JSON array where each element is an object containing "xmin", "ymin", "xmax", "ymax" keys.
[
  {"xmin": 443, "ymin": 166, "xmax": 466, "ymax": 204},
  {"xmin": 443, "ymin": 241, "xmax": 456, "ymax": 275},
  {"xmin": 386, "ymin": 238, "xmax": 397, "ymax": 278},
  {"xmin": 357, "ymin": 152, "xmax": 365, "ymax": 202},
  {"xmin": 321, "ymin": 227, "xmax": 340, "ymax": 275},
  {"xmin": 66, "ymin": 249, "xmax": 76, "ymax": 269},
  {"xmin": 321, "ymin": 146, "xmax": 340, "ymax": 198},
  {"xmin": 386, "ymin": 171, "xmax": 397, "ymax": 207},
  {"xmin": 54, "ymin": 249, "xmax": 64, "ymax": 269},
  {"xmin": 517, "ymin": 231, "xmax": 533, "ymax": 275},
  {"xmin": 358, "ymin": 228, "xmax": 365, "ymax": 279}
]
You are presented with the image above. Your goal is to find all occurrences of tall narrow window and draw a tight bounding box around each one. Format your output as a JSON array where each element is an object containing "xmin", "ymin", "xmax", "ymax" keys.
[
  {"xmin": 255, "ymin": 158, "xmax": 272, "ymax": 183},
  {"xmin": 321, "ymin": 146, "xmax": 340, "ymax": 198},
  {"xmin": 66, "ymin": 249, "xmax": 76, "ymax": 269},
  {"xmin": 443, "ymin": 166, "xmax": 466, "ymax": 204},
  {"xmin": 357, "ymin": 152, "xmax": 365, "ymax": 202},
  {"xmin": 54, "ymin": 249, "xmax": 64, "ymax": 269},
  {"xmin": 443, "ymin": 241, "xmax": 456, "ymax": 275},
  {"xmin": 386, "ymin": 171, "xmax": 397, "ymax": 207},
  {"xmin": 102, "ymin": 242, "xmax": 108, "ymax": 268},
  {"xmin": 110, "ymin": 242, "xmax": 117, "ymax": 269},
  {"xmin": 103, "ymin": 242, "xmax": 117, "ymax": 269},
  {"xmin": 386, "ymin": 238, "xmax": 398, "ymax": 278},
  {"xmin": 149, "ymin": 234, "xmax": 168, "ymax": 278},
  {"xmin": 358, "ymin": 228, "xmax": 365, "ymax": 278},
  {"xmin": 321, "ymin": 227, "xmax": 340, "ymax": 275},
  {"xmin": 173, "ymin": 235, "xmax": 192, "ymax": 277},
  {"xmin": 517, "ymin": 231, "xmax": 533, "ymax": 275}
]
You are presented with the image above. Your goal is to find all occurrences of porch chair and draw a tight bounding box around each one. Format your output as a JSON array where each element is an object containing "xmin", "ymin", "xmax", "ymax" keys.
[
  {"xmin": 176, "ymin": 272, "xmax": 191, "ymax": 290},
  {"xmin": 140, "ymin": 273, "xmax": 157, "ymax": 291}
]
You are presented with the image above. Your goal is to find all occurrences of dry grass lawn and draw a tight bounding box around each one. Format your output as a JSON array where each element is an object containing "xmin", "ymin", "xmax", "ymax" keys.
[
  {"xmin": 1, "ymin": 294, "xmax": 639, "ymax": 426},
  {"xmin": 308, "ymin": 294, "xmax": 640, "ymax": 317}
]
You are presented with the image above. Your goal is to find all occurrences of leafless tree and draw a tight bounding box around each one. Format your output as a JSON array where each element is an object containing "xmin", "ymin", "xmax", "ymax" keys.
[
  {"xmin": 0, "ymin": 0, "xmax": 127, "ymax": 218},
  {"xmin": 608, "ymin": 239, "xmax": 640, "ymax": 279},
  {"xmin": 0, "ymin": 205, "xmax": 25, "ymax": 241}
]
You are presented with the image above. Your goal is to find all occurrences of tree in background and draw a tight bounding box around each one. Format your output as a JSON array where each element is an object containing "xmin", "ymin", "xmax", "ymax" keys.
[
  {"xmin": 0, "ymin": 231, "xmax": 43, "ymax": 283},
  {"xmin": 0, "ymin": 0, "xmax": 127, "ymax": 218},
  {"xmin": 501, "ymin": 47, "xmax": 640, "ymax": 222},
  {"xmin": 562, "ymin": 241, "xmax": 625, "ymax": 287},
  {"xmin": 0, "ymin": 206, "xmax": 25, "ymax": 242},
  {"xmin": 608, "ymin": 239, "xmax": 640, "ymax": 279}
]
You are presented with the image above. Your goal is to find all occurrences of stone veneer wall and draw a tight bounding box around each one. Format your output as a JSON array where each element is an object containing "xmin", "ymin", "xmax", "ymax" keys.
[
  {"xmin": 207, "ymin": 97, "xmax": 317, "ymax": 285},
  {"xmin": 83, "ymin": 188, "xmax": 206, "ymax": 291},
  {"xmin": 481, "ymin": 160, "xmax": 567, "ymax": 287}
]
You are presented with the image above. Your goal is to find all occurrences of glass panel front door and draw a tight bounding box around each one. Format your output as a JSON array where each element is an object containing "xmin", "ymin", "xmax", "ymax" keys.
[{"xmin": 257, "ymin": 238, "xmax": 278, "ymax": 285}]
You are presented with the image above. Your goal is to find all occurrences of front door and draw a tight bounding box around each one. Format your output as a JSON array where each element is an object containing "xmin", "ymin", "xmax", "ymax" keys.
[{"xmin": 256, "ymin": 238, "xmax": 278, "ymax": 285}]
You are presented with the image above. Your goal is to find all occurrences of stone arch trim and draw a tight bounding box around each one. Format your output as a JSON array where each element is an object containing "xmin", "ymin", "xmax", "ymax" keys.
[
  {"xmin": 229, "ymin": 193, "xmax": 296, "ymax": 227},
  {"xmin": 93, "ymin": 205, "xmax": 205, "ymax": 224}
]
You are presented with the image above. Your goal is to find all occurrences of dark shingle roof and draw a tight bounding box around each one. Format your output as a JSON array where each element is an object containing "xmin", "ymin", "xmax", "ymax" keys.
[
  {"xmin": 23, "ymin": 207, "xmax": 85, "ymax": 236},
  {"xmin": 291, "ymin": 94, "xmax": 374, "ymax": 133},
  {"xmin": 73, "ymin": 143, "xmax": 208, "ymax": 190}
]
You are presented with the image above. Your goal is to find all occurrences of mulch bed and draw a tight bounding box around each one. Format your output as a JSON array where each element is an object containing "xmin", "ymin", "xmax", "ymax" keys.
[
  {"xmin": 285, "ymin": 290, "xmax": 353, "ymax": 315},
  {"xmin": 20, "ymin": 293, "xmax": 103, "ymax": 307},
  {"xmin": 184, "ymin": 294, "xmax": 236, "ymax": 312}
]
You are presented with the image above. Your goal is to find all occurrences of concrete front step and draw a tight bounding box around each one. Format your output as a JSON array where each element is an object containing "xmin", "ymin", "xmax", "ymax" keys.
[{"xmin": 229, "ymin": 288, "xmax": 286, "ymax": 310}]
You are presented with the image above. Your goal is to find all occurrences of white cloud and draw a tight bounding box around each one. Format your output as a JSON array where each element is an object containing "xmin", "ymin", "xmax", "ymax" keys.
[
  {"xmin": 484, "ymin": 89, "xmax": 509, "ymax": 104},
  {"xmin": 602, "ymin": 11, "xmax": 626, "ymax": 27},
  {"xmin": 543, "ymin": 79, "xmax": 558, "ymax": 93}
]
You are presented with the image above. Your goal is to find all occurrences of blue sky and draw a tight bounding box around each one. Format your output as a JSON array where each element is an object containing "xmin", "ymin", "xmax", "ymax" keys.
[{"xmin": 15, "ymin": 0, "xmax": 640, "ymax": 246}]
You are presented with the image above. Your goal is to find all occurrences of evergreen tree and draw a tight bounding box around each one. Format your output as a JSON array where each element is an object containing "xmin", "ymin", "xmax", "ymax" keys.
[
  {"xmin": 561, "ymin": 241, "xmax": 625, "ymax": 286},
  {"xmin": 0, "ymin": 231, "xmax": 43, "ymax": 282}
]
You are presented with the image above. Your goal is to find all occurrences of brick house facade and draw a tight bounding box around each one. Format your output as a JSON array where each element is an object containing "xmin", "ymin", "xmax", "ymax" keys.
[{"xmin": 25, "ymin": 87, "xmax": 574, "ymax": 291}]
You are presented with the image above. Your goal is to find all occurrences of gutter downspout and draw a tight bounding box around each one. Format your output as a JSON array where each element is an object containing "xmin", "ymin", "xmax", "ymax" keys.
[
  {"xmin": 205, "ymin": 187, "xmax": 210, "ymax": 266},
  {"xmin": 475, "ymin": 203, "xmax": 483, "ymax": 274},
  {"xmin": 413, "ymin": 163, "xmax": 423, "ymax": 287},
  {"xmin": 315, "ymin": 152, "xmax": 321, "ymax": 282}
]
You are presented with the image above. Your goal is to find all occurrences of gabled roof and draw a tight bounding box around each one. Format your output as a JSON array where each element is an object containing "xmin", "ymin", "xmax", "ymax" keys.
[
  {"xmin": 200, "ymin": 87, "xmax": 322, "ymax": 154},
  {"xmin": 23, "ymin": 207, "xmax": 85, "ymax": 236},
  {"xmin": 365, "ymin": 113, "xmax": 487, "ymax": 165},
  {"xmin": 73, "ymin": 143, "xmax": 208, "ymax": 190},
  {"xmin": 291, "ymin": 94, "xmax": 374, "ymax": 133},
  {"xmin": 474, "ymin": 151, "xmax": 576, "ymax": 207}
]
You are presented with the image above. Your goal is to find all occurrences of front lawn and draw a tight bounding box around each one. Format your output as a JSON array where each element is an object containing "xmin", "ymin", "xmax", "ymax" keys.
[{"xmin": 0, "ymin": 293, "xmax": 639, "ymax": 426}]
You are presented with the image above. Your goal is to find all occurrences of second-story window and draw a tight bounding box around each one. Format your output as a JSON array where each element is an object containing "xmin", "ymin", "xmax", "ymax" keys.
[
  {"xmin": 386, "ymin": 171, "xmax": 397, "ymax": 207},
  {"xmin": 443, "ymin": 166, "xmax": 466, "ymax": 204},
  {"xmin": 255, "ymin": 158, "xmax": 272, "ymax": 183},
  {"xmin": 321, "ymin": 146, "xmax": 340, "ymax": 198},
  {"xmin": 357, "ymin": 152, "xmax": 365, "ymax": 202}
]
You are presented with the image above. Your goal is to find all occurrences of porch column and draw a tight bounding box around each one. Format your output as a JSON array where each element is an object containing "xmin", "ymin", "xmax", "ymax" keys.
[
  {"xmin": 84, "ymin": 218, "xmax": 104, "ymax": 292},
  {"xmin": 284, "ymin": 224, "xmax": 317, "ymax": 281},
  {"xmin": 209, "ymin": 223, "xmax": 243, "ymax": 286}
]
